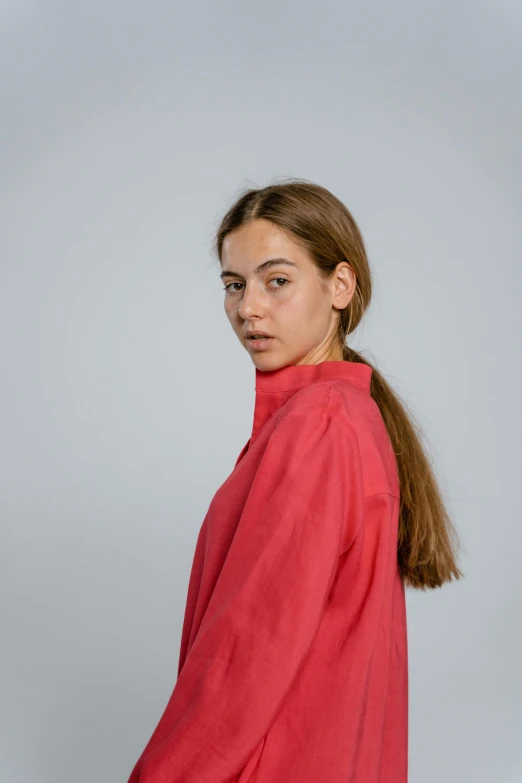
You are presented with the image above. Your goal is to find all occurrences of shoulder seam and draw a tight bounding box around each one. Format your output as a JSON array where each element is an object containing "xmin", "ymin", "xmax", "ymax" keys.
[{"xmin": 326, "ymin": 382, "xmax": 332, "ymax": 412}]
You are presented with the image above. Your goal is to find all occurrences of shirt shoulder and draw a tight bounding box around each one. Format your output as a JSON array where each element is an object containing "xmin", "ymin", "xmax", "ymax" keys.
[
  {"xmin": 327, "ymin": 381, "xmax": 400, "ymax": 498},
  {"xmin": 266, "ymin": 381, "xmax": 361, "ymax": 471},
  {"xmin": 279, "ymin": 381, "xmax": 333, "ymax": 415},
  {"xmin": 276, "ymin": 379, "xmax": 365, "ymax": 428}
]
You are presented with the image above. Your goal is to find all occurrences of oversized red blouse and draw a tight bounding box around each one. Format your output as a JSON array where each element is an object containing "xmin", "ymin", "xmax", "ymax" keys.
[{"xmin": 127, "ymin": 360, "xmax": 408, "ymax": 782}]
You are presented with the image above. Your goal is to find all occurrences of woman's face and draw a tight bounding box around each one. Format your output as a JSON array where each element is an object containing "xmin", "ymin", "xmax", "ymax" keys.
[{"xmin": 220, "ymin": 218, "xmax": 355, "ymax": 369}]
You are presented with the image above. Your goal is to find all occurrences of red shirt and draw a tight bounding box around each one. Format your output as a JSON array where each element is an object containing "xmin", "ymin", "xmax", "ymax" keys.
[{"xmin": 128, "ymin": 360, "xmax": 408, "ymax": 782}]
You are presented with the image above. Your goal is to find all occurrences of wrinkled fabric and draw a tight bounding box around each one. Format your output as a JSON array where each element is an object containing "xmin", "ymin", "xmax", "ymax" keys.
[{"xmin": 128, "ymin": 360, "xmax": 407, "ymax": 783}]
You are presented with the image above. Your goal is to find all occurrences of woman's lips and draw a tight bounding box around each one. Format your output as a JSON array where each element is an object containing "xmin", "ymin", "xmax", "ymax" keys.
[{"xmin": 246, "ymin": 336, "xmax": 274, "ymax": 351}]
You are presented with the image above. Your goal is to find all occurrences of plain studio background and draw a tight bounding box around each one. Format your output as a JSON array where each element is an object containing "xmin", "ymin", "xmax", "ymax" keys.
[{"xmin": 1, "ymin": 2, "xmax": 520, "ymax": 781}]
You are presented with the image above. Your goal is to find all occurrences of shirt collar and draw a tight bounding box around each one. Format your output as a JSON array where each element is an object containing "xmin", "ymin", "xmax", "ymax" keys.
[{"xmin": 250, "ymin": 360, "xmax": 372, "ymax": 444}]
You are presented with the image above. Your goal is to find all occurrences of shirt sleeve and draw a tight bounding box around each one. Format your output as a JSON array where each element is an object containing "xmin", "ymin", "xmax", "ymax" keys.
[{"xmin": 128, "ymin": 391, "xmax": 364, "ymax": 783}]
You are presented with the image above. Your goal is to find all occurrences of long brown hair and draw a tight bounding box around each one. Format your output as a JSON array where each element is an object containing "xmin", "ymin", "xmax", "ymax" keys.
[{"xmin": 213, "ymin": 177, "xmax": 463, "ymax": 590}]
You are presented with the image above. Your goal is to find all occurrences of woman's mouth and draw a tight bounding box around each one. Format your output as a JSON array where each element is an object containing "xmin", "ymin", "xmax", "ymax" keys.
[{"xmin": 246, "ymin": 335, "xmax": 274, "ymax": 351}]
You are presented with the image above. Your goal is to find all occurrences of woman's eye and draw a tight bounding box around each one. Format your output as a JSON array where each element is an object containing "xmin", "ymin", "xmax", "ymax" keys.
[{"xmin": 223, "ymin": 278, "xmax": 288, "ymax": 293}]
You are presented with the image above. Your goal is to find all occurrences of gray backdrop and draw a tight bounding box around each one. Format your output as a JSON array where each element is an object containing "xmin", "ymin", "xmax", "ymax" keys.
[{"xmin": 1, "ymin": 2, "xmax": 520, "ymax": 781}]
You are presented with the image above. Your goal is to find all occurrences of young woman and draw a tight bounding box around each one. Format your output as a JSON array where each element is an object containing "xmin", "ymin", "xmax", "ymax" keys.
[{"xmin": 127, "ymin": 180, "xmax": 463, "ymax": 782}]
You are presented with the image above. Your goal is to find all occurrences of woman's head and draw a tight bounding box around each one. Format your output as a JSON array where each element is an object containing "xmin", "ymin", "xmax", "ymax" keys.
[{"xmin": 214, "ymin": 180, "xmax": 371, "ymax": 369}]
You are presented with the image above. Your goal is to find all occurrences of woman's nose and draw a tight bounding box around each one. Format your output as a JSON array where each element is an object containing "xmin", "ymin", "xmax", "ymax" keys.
[{"xmin": 238, "ymin": 285, "xmax": 264, "ymax": 319}]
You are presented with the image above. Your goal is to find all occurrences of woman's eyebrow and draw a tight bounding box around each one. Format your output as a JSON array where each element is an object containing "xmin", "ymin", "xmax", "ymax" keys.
[{"xmin": 220, "ymin": 257, "xmax": 299, "ymax": 280}]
